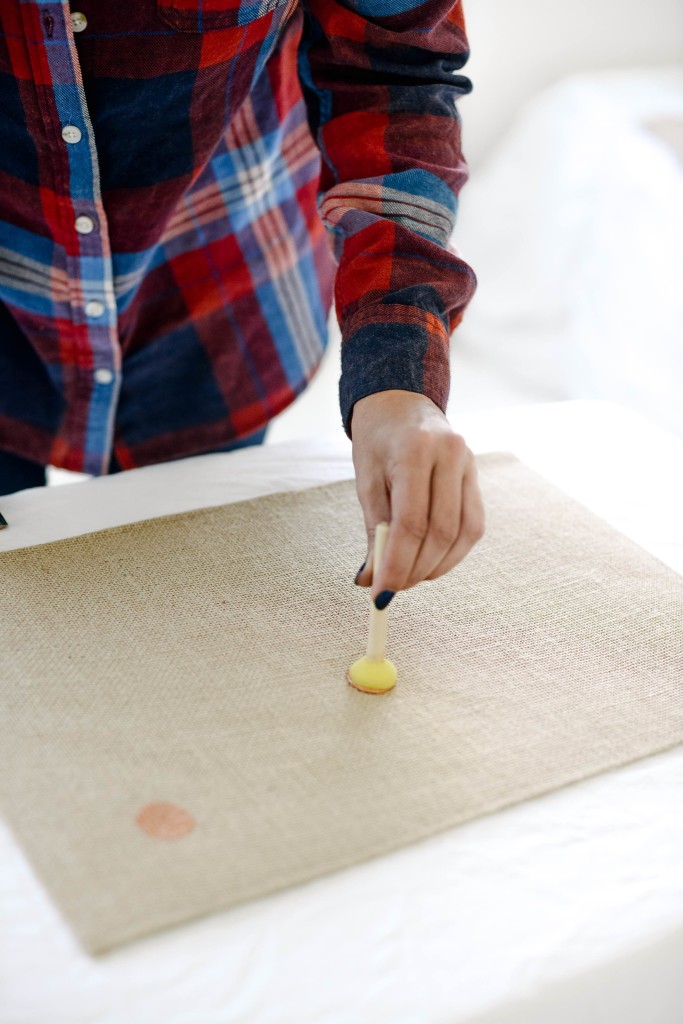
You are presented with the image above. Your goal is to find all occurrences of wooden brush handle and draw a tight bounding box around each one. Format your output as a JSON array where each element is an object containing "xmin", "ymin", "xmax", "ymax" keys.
[{"xmin": 366, "ymin": 521, "xmax": 390, "ymax": 660}]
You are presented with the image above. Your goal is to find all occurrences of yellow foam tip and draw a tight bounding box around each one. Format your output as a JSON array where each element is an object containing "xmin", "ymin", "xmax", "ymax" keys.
[{"xmin": 346, "ymin": 656, "xmax": 398, "ymax": 695}]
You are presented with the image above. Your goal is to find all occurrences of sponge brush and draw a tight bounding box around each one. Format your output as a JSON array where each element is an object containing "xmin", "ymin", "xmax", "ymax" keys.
[
  {"xmin": 346, "ymin": 655, "xmax": 397, "ymax": 695},
  {"xmin": 346, "ymin": 521, "xmax": 398, "ymax": 695}
]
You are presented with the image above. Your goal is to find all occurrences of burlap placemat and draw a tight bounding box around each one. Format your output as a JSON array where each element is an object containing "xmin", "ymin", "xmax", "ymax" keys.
[{"xmin": 1, "ymin": 453, "xmax": 682, "ymax": 954}]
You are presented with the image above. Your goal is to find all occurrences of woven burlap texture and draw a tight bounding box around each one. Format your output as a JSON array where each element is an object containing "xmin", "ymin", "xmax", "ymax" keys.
[{"xmin": 1, "ymin": 453, "xmax": 682, "ymax": 954}]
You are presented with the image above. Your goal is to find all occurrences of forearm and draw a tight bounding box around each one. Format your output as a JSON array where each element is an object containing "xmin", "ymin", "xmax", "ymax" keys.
[{"xmin": 297, "ymin": 0, "xmax": 478, "ymax": 438}]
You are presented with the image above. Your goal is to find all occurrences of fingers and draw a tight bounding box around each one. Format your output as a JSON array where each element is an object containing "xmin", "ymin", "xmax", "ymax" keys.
[
  {"xmin": 353, "ymin": 472, "xmax": 391, "ymax": 589},
  {"xmin": 399, "ymin": 432, "xmax": 467, "ymax": 590},
  {"xmin": 368, "ymin": 441, "xmax": 433, "ymax": 603},
  {"xmin": 425, "ymin": 452, "xmax": 485, "ymax": 581},
  {"xmin": 355, "ymin": 440, "xmax": 485, "ymax": 600}
]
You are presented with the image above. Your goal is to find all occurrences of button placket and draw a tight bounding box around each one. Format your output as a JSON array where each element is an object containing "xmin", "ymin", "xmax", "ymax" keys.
[
  {"xmin": 14, "ymin": 1, "xmax": 121, "ymax": 474},
  {"xmin": 44, "ymin": 5, "xmax": 121, "ymax": 474}
]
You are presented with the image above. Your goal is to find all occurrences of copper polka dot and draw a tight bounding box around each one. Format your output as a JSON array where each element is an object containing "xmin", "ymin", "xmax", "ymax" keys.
[{"xmin": 135, "ymin": 801, "xmax": 195, "ymax": 840}]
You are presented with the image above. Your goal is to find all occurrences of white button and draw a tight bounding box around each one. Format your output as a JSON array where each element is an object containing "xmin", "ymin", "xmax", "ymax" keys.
[
  {"xmin": 85, "ymin": 300, "xmax": 105, "ymax": 318},
  {"xmin": 75, "ymin": 215, "xmax": 95, "ymax": 234},
  {"xmin": 71, "ymin": 12, "xmax": 88, "ymax": 32},
  {"xmin": 62, "ymin": 125, "xmax": 82, "ymax": 144},
  {"xmin": 94, "ymin": 368, "xmax": 114, "ymax": 385}
]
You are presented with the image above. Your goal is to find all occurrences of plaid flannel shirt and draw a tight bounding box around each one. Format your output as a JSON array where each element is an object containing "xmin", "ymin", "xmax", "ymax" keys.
[{"xmin": 0, "ymin": 0, "xmax": 477, "ymax": 475}]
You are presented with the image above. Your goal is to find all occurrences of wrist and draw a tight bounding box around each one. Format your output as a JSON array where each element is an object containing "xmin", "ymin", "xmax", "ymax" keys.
[{"xmin": 350, "ymin": 390, "xmax": 443, "ymax": 437}]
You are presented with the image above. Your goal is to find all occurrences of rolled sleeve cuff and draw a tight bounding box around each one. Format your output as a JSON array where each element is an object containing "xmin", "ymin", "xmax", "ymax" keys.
[{"xmin": 338, "ymin": 303, "xmax": 451, "ymax": 441}]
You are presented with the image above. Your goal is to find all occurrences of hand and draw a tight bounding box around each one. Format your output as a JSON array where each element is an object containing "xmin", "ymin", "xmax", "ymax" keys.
[{"xmin": 350, "ymin": 389, "xmax": 484, "ymax": 607}]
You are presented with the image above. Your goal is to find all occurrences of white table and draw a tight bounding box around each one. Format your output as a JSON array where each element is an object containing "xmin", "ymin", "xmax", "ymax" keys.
[{"xmin": 1, "ymin": 400, "xmax": 682, "ymax": 1024}]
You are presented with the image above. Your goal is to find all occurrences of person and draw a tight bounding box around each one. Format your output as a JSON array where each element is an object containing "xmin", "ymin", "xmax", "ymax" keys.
[{"xmin": 0, "ymin": 0, "xmax": 484, "ymax": 608}]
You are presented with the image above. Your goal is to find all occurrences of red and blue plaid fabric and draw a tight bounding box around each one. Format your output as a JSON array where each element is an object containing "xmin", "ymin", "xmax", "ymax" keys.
[{"xmin": 0, "ymin": 0, "xmax": 476, "ymax": 475}]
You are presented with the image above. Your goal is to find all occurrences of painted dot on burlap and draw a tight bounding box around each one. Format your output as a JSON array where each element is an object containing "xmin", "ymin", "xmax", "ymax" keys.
[{"xmin": 135, "ymin": 801, "xmax": 195, "ymax": 840}]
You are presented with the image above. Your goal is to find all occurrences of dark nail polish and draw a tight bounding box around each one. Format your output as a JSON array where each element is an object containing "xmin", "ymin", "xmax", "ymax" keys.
[
  {"xmin": 0, "ymin": 511, "xmax": 7, "ymax": 529},
  {"xmin": 354, "ymin": 560, "xmax": 366, "ymax": 585},
  {"xmin": 374, "ymin": 590, "xmax": 395, "ymax": 610}
]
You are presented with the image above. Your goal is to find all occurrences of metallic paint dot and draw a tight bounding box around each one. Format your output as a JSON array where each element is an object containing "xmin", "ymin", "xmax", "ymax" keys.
[{"xmin": 135, "ymin": 801, "xmax": 195, "ymax": 839}]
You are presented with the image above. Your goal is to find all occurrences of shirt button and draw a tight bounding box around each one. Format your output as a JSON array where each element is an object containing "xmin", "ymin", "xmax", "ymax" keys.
[
  {"xmin": 94, "ymin": 368, "xmax": 114, "ymax": 385},
  {"xmin": 62, "ymin": 125, "xmax": 82, "ymax": 144},
  {"xmin": 85, "ymin": 299, "xmax": 105, "ymax": 318},
  {"xmin": 71, "ymin": 12, "xmax": 88, "ymax": 32},
  {"xmin": 75, "ymin": 215, "xmax": 95, "ymax": 234}
]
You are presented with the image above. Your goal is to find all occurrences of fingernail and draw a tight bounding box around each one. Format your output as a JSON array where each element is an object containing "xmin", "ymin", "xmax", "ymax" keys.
[
  {"xmin": 0, "ymin": 511, "xmax": 7, "ymax": 529},
  {"xmin": 354, "ymin": 560, "xmax": 366, "ymax": 585},
  {"xmin": 374, "ymin": 590, "xmax": 395, "ymax": 610}
]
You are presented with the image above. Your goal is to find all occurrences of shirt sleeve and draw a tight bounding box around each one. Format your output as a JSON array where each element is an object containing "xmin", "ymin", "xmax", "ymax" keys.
[{"xmin": 296, "ymin": 0, "xmax": 478, "ymax": 440}]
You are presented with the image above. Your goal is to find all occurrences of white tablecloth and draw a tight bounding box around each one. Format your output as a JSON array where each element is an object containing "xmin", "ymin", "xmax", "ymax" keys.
[{"xmin": 1, "ymin": 400, "xmax": 682, "ymax": 1024}]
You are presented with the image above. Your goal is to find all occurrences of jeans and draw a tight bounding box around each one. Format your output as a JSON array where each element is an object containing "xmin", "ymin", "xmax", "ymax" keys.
[{"xmin": 0, "ymin": 425, "xmax": 269, "ymax": 497}]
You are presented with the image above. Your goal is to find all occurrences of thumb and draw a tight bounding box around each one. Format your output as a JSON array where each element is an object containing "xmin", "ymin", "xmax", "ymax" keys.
[{"xmin": 354, "ymin": 486, "xmax": 391, "ymax": 588}]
